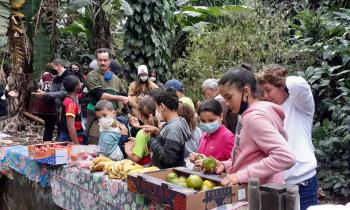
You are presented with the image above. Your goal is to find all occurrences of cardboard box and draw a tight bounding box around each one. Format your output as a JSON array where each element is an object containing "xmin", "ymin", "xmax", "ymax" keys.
[
  {"xmin": 127, "ymin": 167, "xmax": 247, "ymax": 210},
  {"xmin": 27, "ymin": 142, "xmax": 71, "ymax": 165}
]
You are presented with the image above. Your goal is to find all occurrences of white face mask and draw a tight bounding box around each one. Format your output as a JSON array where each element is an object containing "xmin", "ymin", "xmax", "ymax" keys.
[
  {"xmin": 149, "ymin": 77, "xmax": 156, "ymax": 82},
  {"xmin": 98, "ymin": 116, "xmax": 115, "ymax": 130},
  {"xmin": 155, "ymin": 109, "xmax": 163, "ymax": 122},
  {"xmin": 140, "ymin": 76, "xmax": 148, "ymax": 82}
]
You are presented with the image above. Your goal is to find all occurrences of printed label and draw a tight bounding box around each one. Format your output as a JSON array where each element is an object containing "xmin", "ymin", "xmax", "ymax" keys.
[{"xmin": 238, "ymin": 188, "xmax": 246, "ymax": 200}]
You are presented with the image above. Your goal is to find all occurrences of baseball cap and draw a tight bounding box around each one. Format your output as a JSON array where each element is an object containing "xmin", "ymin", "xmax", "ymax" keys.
[{"xmin": 165, "ymin": 79, "xmax": 184, "ymax": 91}]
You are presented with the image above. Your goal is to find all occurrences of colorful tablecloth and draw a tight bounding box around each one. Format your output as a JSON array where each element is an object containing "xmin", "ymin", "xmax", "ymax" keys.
[
  {"xmin": 0, "ymin": 145, "xmax": 50, "ymax": 186},
  {"xmin": 51, "ymin": 166, "xmax": 165, "ymax": 210},
  {"xmin": 0, "ymin": 147, "xmax": 13, "ymax": 179}
]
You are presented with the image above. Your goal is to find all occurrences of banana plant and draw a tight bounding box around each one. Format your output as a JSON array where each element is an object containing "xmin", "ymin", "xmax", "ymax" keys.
[
  {"xmin": 62, "ymin": 0, "xmax": 122, "ymax": 53},
  {"xmin": 0, "ymin": 0, "xmax": 11, "ymax": 45},
  {"xmin": 0, "ymin": 0, "xmax": 56, "ymax": 114},
  {"xmin": 175, "ymin": 0, "xmax": 252, "ymax": 32}
]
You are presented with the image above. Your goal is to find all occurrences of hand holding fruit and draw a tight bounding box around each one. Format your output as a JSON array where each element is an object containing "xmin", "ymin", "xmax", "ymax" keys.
[
  {"xmin": 189, "ymin": 152, "xmax": 204, "ymax": 163},
  {"xmin": 201, "ymin": 157, "xmax": 217, "ymax": 173},
  {"xmin": 221, "ymin": 173, "xmax": 239, "ymax": 187}
]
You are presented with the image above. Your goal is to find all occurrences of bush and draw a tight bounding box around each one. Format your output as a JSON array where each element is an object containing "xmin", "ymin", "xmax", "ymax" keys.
[
  {"xmin": 173, "ymin": 8, "xmax": 312, "ymax": 101},
  {"xmin": 294, "ymin": 8, "xmax": 350, "ymax": 200}
]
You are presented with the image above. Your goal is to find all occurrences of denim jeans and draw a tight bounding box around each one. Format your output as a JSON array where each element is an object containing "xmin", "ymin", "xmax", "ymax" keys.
[{"xmin": 299, "ymin": 175, "xmax": 318, "ymax": 210}]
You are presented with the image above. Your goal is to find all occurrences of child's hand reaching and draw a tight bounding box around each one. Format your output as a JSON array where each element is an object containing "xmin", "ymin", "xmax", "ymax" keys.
[
  {"xmin": 139, "ymin": 125, "xmax": 160, "ymax": 135},
  {"xmin": 116, "ymin": 122, "xmax": 128, "ymax": 135},
  {"xmin": 129, "ymin": 116, "xmax": 140, "ymax": 128}
]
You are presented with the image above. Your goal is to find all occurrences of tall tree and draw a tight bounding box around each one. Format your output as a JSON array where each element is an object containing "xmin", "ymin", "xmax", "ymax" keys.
[{"xmin": 92, "ymin": 0, "xmax": 111, "ymax": 52}]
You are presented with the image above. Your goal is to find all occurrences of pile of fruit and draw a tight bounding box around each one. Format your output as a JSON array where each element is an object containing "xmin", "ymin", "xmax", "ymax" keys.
[
  {"xmin": 90, "ymin": 157, "xmax": 159, "ymax": 180},
  {"xmin": 165, "ymin": 172, "xmax": 221, "ymax": 192}
]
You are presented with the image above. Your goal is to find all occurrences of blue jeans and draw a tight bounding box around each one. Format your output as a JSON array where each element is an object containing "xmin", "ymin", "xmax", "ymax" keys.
[
  {"xmin": 299, "ymin": 175, "xmax": 318, "ymax": 210},
  {"xmin": 59, "ymin": 130, "xmax": 85, "ymax": 144}
]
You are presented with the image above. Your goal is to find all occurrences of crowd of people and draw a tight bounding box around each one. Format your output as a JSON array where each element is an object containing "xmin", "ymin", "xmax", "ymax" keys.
[{"xmin": 28, "ymin": 48, "xmax": 317, "ymax": 210}]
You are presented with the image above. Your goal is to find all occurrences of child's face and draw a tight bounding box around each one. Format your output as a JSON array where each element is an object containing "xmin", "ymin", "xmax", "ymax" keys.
[{"xmin": 95, "ymin": 109, "xmax": 116, "ymax": 119}]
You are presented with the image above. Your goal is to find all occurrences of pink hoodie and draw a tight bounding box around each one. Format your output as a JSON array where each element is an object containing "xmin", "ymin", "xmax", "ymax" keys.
[{"xmin": 223, "ymin": 101, "xmax": 295, "ymax": 184}]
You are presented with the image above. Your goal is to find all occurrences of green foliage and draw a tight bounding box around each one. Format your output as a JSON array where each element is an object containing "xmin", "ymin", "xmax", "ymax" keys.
[
  {"xmin": 175, "ymin": 5, "xmax": 252, "ymax": 32},
  {"xmin": 23, "ymin": 0, "xmax": 53, "ymax": 76},
  {"xmin": 173, "ymin": 8, "xmax": 310, "ymax": 101},
  {"xmin": 0, "ymin": 0, "xmax": 10, "ymax": 36},
  {"xmin": 32, "ymin": 30, "xmax": 52, "ymax": 78},
  {"xmin": 122, "ymin": 0, "xmax": 177, "ymax": 81},
  {"xmin": 294, "ymin": 8, "xmax": 350, "ymax": 199}
]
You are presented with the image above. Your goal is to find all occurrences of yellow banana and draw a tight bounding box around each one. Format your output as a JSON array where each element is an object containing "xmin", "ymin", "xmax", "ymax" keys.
[
  {"xmin": 109, "ymin": 173, "xmax": 121, "ymax": 179},
  {"xmin": 92, "ymin": 156, "xmax": 113, "ymax": 164},
  {"xmin": 120, "ymin": 159, "xmax": 134, "ymax": 165},
  {"xmin": 103, "ymin": 162, "xmax": 114, "ymax": 172},
  {"xmin": 117, "ymin": 163, "xmax": 124, "ymax": 172}
]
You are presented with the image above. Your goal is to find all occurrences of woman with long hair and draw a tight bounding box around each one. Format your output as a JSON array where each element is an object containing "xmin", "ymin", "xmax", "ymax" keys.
[{"xmin": 214, "ymin": 65, "xmax": 295, "ymax": 185}]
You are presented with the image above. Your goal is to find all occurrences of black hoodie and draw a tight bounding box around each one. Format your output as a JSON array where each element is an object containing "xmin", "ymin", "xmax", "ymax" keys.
[{"xmin": 43, "ymin": 69, "xmax": 73, "ymax": 113}]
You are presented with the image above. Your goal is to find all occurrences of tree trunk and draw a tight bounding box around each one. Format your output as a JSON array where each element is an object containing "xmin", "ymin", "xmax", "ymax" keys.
[
  {"xmin": 91, "ymin": 0, "xmax": 111, "ymax": 52},
  {"xmin": 7, "ymin": 13, "xmax": 33, "ymax": 115}
]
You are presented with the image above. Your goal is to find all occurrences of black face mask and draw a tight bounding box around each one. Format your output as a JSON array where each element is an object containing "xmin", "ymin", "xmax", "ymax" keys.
[
  {"xmin": 238, "ymin": 90, "xmax": 249, "ymax": 115},
  {"xmin": 49, "ymin": 67, "xmax": 58, "ymax": 75}
]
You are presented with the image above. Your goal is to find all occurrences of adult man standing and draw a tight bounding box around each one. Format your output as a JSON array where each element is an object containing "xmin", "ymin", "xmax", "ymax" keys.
[
  {"xmin": 32, "ymin": 59, "xmax": 73, "ymax": 139},
  {"xmin": 200, "ymin": 78, "xmax": 238, "ymax": 134},
  {"xmin": 86, "ymin": 48, "xmax": 129, "ymax": 144}
]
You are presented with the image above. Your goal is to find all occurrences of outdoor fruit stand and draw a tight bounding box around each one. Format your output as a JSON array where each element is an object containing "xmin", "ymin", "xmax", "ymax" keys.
[{"xmin": 0, "ymin": 142, "xmax": 299, "ymax": 210}]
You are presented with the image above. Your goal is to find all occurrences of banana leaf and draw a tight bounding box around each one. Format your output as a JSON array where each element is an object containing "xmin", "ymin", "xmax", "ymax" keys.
[
  {"xmin": 33, "ymin": 30, "xmax": 52, "ymax": 78},
  {"xmin": 0, "ymin": 0, "xmax": 10, "ymax": 36}
]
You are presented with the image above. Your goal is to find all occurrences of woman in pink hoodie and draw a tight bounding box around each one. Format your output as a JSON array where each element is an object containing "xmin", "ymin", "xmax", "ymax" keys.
[{"xmin": 216, "ymin": 65, "xmax": 295, "ymax": 186}]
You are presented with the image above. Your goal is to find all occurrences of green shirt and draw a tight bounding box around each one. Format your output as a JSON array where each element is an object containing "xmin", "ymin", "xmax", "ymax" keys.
[
  {"xmin": 132, "ymin": 129, "xmax": 150, "ymax": 158},
  {"xmin": 86, "ymin": 69, "xmax": 126, "ymax": 111},
  {"xmin": 179, "ymin": 96, "xmax": 195, "ymax": 110}
]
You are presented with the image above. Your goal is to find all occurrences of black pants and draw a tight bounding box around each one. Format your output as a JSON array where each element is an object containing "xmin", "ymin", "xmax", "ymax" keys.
[{"xmin": 38, "ymin": 114, "xmax": 57, "ymax": 141}]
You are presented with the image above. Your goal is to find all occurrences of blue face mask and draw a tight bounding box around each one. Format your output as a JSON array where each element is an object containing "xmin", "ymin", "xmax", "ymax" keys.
[
  {"xmin": 104, "ymin": 71, "xmax": 113, "ymax": 81},
  {"xmin": 199, "ymin": 121, "xmax": 221, "ymax": 134}
]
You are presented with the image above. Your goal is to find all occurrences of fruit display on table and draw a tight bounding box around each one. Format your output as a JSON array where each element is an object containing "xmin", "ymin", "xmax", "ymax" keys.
[
  {"xmin": 165, "ymin": 171, "xmax": 222, "ymax": 191},
  {"xmin": 89, "ymin": 157, "xmax": 159, "ymax": 180},
  {"xmin": 127, "ymin": 167, "xmax": 247, "ymax": 210}
]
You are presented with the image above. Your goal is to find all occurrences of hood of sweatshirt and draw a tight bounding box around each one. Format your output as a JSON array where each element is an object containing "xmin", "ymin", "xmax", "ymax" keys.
[
  {"xmin": 166, "ymin": 117, "xmax": 192, "ymax": 143},
  {"xmin": 242, "ymin": 101, "xmax": 286, "ymax": 138}
]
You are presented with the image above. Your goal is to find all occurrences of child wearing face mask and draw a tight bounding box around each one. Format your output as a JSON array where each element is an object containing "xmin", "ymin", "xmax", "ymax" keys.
[
  {"xmin": 59, "ymin": 75, "xmax": 85, "ymax": 144},
  {"xmin": 189, "ymin": 99, "xmax": 235, "ymax": 167},
  {"xmin": 95, "ymin": 100, "xmax": 129, "ymax": 160}
]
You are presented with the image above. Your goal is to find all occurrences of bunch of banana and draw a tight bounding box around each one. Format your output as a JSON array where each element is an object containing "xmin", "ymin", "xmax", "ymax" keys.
[
  {"xmin": 128, "ymin": 166, "xmax": 160, "ymax": 174},
  {"xmin": 105, "ymin": 159, "xmax": 144, "ymax": 180},
  {"xmin": 90, "ymin": 156, "xmax": 113, "ymax": 172}
]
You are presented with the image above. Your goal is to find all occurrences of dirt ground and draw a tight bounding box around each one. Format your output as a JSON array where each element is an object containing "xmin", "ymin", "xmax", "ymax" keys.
[{"xmin": 0, "ymin": 115, "xmax": 46, "ymax": 147}]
